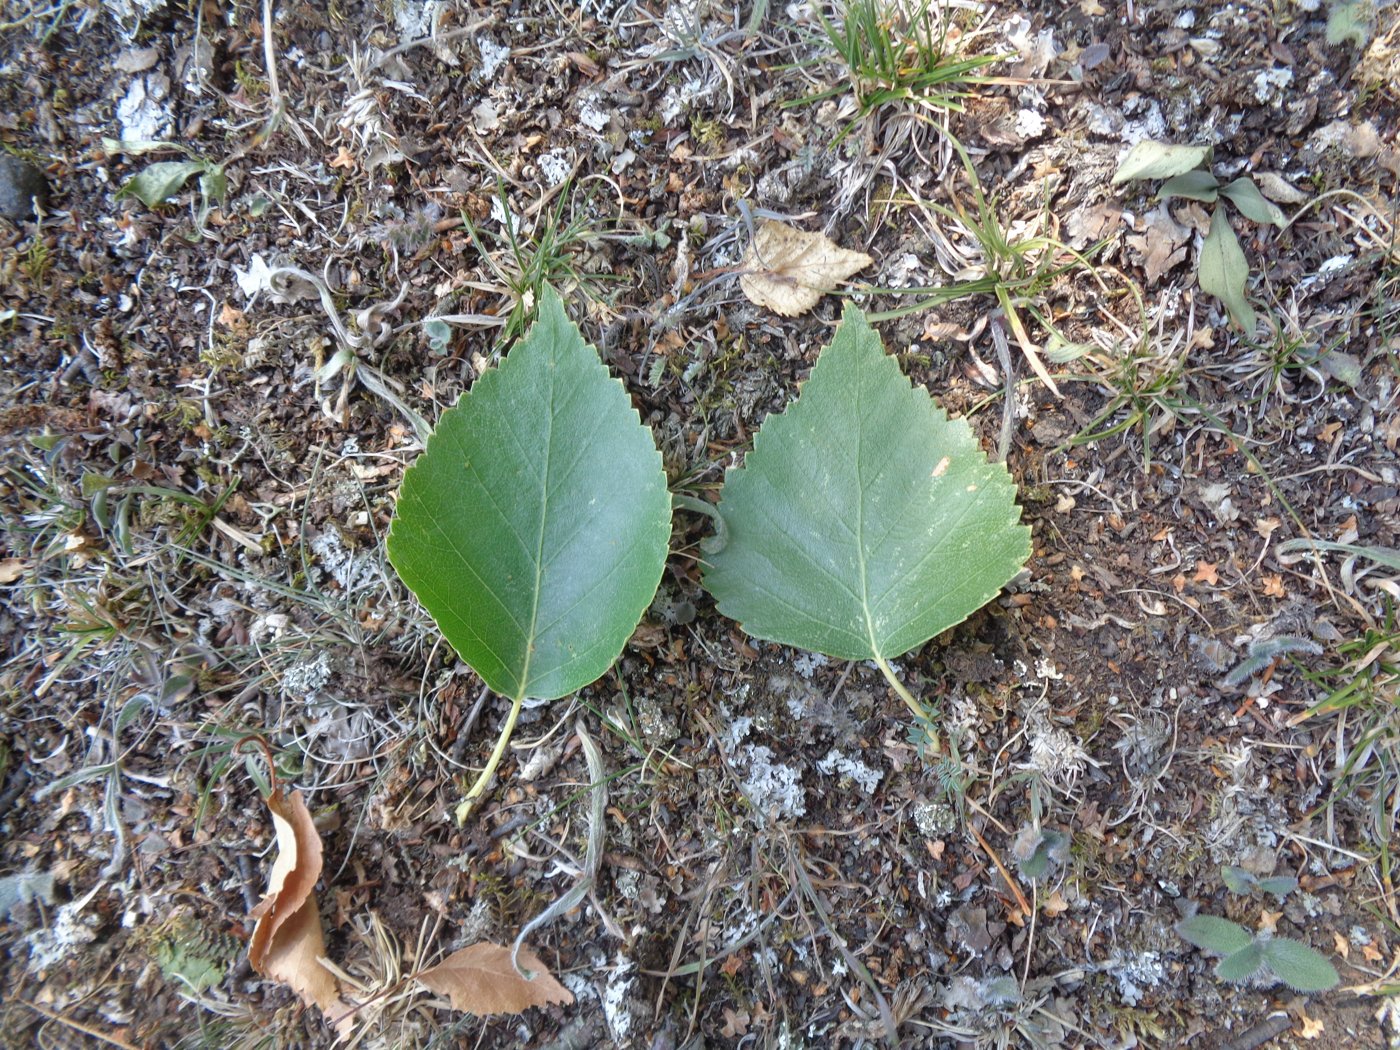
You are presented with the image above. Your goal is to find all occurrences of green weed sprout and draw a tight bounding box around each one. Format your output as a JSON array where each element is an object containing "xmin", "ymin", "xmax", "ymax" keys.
[
  {"xmin": 1112, "ymin": 141, "xmax": 1288, "ymax": 332},
  {"xmin": 1175, "ymin": 914, "xmax": 1338, "ymax": 993}
]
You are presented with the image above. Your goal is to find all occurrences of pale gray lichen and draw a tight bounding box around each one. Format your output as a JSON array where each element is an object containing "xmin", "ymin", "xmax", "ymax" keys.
[
  {"xmin": 475, "ymin": 36, "xmax": 510, "ymax": 81},
  {"xmin": 600, "ymin": 957, "xmax": 640, "ymax": 1043},
  {"xmin": 1107, "ymin": 951, "xmax": 1167, "ymax": 1006},
  {"xmin": 25, "ymin": 888, "xmax": 102, "ymax": 972},
  {"xmin": 636, "ymin": 695, "xmax": 681, "ymax": 747},
  {"xmin": 913, "ymin": 798, "xmax": 958, "ymax": 838},
  {"xmin": 735, "ymin": 744, "xmax": 806, "ymax": 822},
  {"xmin": 816, "ymin": 749, "xmax": 882, "ymax": 794},
  {"xmin": 310, "ymin": 529, "xmax": 377, "ymax": 593},
  {"xmin": 538, "ymin": 149, "xmax": 573, "ymax": 187},
  {"xmin": 117, "ymin": 72, "xmax": 174, "ymax": 141},
  {"xmin": 281, "ymin": 651, "xmax": 332, "ymax": 698}
]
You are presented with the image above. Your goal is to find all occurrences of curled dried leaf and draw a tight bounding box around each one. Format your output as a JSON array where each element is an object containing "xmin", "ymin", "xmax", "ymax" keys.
[
  {"xmin": 249, "ymin": 789, "xmax": 353, "ymax": 1038},
  {"xmin": 416, "ymin": 942, "xmax": 573, "ymax": 1015},
  {"xmin": 256, "ymin": 898, "xmax": 350, "ymax": 1030},
  {"xmin": 739, "ymin": 220, "xmax": 873, "ymax": 317},
  {"xmin": 249, "ymin": 789, "xmax": 322, "ymax": 959}
]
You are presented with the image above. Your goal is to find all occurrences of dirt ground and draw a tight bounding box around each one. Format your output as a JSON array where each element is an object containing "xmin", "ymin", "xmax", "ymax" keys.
[{"xmin": 2, "ymin": 0, "xmax": 1400, "ymax": 1047}]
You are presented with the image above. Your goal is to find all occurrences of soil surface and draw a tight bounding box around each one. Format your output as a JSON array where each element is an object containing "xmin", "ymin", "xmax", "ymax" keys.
[{"xmin": 2, "ymin": 1, "xmax": 1399, "ymax": 1048}]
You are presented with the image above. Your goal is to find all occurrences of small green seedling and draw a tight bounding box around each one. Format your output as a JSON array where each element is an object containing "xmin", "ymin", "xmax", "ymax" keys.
[
  {"xmin": 1112, "ymin": 141, "xmax": 1287, "ymax": 332},
  {"xmin": 106, "ymin": 139, "xmax": 227, "ymax": 233},
  {"xmin": 700, "ymin": 305, "xmax": 1031, "ymax": 750},
  {"xmin": 1013, "ymin": 826, "xmax": 1071, "ymax": 879},
  {"xmin": 388, "ymin": 287, "xmax": 671, "ymax": 820},
  {"xmin": 458, "ymin": 180, "xmax": 610, "ymax": 346},
  {"xmin": 792, "ymin": 0, "xmax": 1003, "ymax": 141},
  {"xmin": 1175, "ymin": 914, "xmax": 1338, "ymax": 993},
  {"xmin": 1221, "ymin": 634, "xmax": 1324, "ymax": 688},
  {"xmin": 1220, "ymin": 865, "xmax": 1299, "ymax": 901}
]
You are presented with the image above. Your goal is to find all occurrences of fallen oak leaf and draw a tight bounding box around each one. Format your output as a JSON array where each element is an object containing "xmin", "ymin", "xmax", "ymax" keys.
[
  {"xmin": 415, "ymin": 942, "xmax": 573, "ymax": 1015},
  {"xmin": 249, "ymin": 788, "xmax": 354, "ymax": 1038},
  {"xmin": 739, "ymin": 220, "xmax": 873, "ymax": 317}
]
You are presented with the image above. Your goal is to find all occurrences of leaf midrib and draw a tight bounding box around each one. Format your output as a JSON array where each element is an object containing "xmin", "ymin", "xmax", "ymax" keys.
[
  {"xmin": 519, "ymin": 355, "xmax": 556, "ymax": 702},
  {"xmin": 853, "ymin": 350, "xmax": 881, "ymax": 663}
]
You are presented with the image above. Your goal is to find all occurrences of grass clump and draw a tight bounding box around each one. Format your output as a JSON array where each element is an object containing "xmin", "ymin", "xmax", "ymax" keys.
[
  {"xmin": 794, "ymin": 0, "xmax": 1001, "ymax": 136},
  {"xmin": 460, "ymin": 181, "xmax": 617, "ymax": 347},
  {"xmin": 1300, "ymin": 606, "xmax": 1400, "ymax": 855}
]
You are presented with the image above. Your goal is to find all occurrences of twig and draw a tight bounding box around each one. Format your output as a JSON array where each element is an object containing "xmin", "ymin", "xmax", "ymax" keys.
[
  {"xmin": 511, "ymin": 718, "xmax": 608, "ymax": 978},
  {"xmin": 1218, "ymin": 1011, "xmax": 1291, "ymax": 1050},
  {"xmin": 966, "ymin": 819, "xmax": 1031, "ymax": 916},
  {"xmin": 989, "ymin": 312, "xmax": 1016, "ymax": 463},
  {"xmin": 19, "ymin": 1001, "xmax": 143, "ymax": 1050},
  {"xmin": 260, "ymin": 0, "xmax": 281, "ymax": 103}
]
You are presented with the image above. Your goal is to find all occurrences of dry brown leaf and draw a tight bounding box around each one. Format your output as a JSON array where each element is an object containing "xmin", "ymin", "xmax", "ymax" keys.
[
  {"xmin": 0, "ymin": 558, "xmax": 26, "ymax": 585},
  {"xmin": 249, "ymin": 789, "xmax": 353, "ymax": 1038},
  {"xmin": 1253, "ymin": 171, "xmax": 1310, "ymax": 205},
  {"xmin": 1065, "ymin": 200, "xmax": 1122, "ymax": 249},
  {"xmin": 1126, "ymin": 204, "xmax": 1189, "ymax": 286},
  {"xmin": 721, "ymin": 1007, "xmax": 751, "ymax": 1038},
  {"xmin": 739, "ymin": 220, "xmax": 873, "ymax": 317},
  {"xmin": 1298, "ymin": 1007, "xmax": 1325, "ymax": 1039},
  {"xmin": 250, "ymin": 789, "xmax": 322, "ymax": 956},
  {"xmin": 416, "ymin": 942, "xmax": 573, "ymax": 1015},
  {"xmin": 256, "ymin": 898, "xmax": 348, "ymax": 1026}
]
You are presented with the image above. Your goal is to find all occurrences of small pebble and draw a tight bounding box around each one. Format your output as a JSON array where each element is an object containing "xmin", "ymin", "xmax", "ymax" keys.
[{"xmin": 0, "ymin": 155, "xmax": 47, "ymax": 220}]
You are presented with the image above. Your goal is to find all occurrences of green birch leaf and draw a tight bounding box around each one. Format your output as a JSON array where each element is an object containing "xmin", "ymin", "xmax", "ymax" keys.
[
  {"xmin": 116, "ymin": 160, "xmax": 206, "ymax": 207},
  {"xmin": 1111, "ymin": 141, "xmax": 1211, "ymax": 184},
  {"xmin": 702, "ymin": 305, "xmax": 1030, "ymax": 664},
  {"xmin": 1198, "ymin": 208, "xmax": 1256, "ymax": 331},
  {"xmin": 1218, "ymin": 177, "xmax": 1287, "ymax": 226},
  {"xmin": 1158, "ymin": 170, "xmax": 1221, "ymax": 203},
  {"xmin": 1176, "ymin": 915, "xmax": 1253, "ymax": 956},
  {"xmin": 387, "ymin": 286, "xmax": 671, "ymax": 702},
  {"xmin": 1215, "ymin": 943, "xmax": 1265, "ymax": 983},
  {"xmin": 1258, "ymin": 937, "xmax": 1340, "ymax": 992}
]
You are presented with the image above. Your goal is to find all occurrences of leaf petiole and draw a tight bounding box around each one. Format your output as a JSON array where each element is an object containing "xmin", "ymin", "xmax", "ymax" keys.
[
  {"xmin": 872, "ymin": 654, "xmax": 937, "ymax": 748},
  {"xmin": 456, "ymin": 691, "xmax": 527, "ymax": 823}
]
